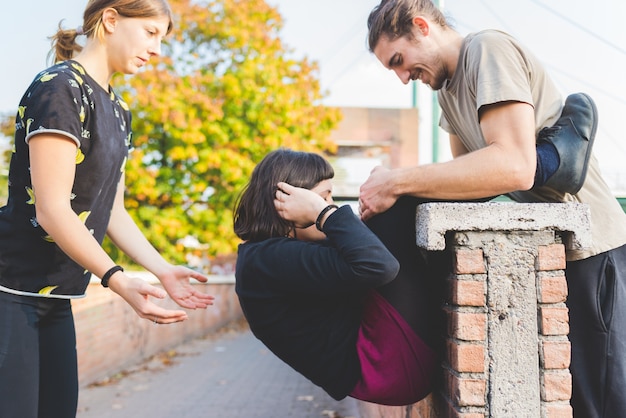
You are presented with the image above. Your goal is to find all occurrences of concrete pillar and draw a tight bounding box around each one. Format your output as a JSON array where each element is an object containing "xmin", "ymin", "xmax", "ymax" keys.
[
  {"xmin": 357, "ymin": 201, "xmax": 591, "ymax": 418},
  {"xmin": 416, "ymin": 202, "xmax": 590, "ymax": 418}
]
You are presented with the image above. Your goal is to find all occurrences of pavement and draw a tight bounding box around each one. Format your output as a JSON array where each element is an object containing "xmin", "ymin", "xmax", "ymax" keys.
[{"xmin": 76, "ymin": 319, "xmax": 361, "ymax": 418}]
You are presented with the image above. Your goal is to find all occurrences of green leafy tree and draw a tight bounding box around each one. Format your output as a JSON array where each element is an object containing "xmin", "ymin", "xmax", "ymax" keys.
[
  {"xmin": 0, "ymin": 115, "xmax": 14, "ymax": 206},
  {"xmin": 0, "ymin": 0, "xmax": 341, "ymax": 267},
  {"xmin": 111, "ymin": 0, "xmax": 341, "ymax": 266}
]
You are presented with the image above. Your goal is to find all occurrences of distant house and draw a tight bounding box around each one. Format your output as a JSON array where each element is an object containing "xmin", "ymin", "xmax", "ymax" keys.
[{"xmin": 328, "ymin": 107, "xmax": 420, "ymax": 200}]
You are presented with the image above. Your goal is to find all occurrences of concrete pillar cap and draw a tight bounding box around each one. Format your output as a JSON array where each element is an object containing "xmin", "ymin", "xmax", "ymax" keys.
[{"xmin": 415, "ymin": 202, "xmax": 591, "ymax": 251}]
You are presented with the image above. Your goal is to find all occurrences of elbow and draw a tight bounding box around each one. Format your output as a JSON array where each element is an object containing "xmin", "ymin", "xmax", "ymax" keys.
[
  {"xmin": 492, "ymin": 142, "xmax": 536, "ymax": 192},
  {"xmin": 356, "ymin": 257, "xmax": 400, "ymax": 287},
  {"xmin": 34, "ymin": 206, "xmax": 55, "ymax": 232},
  {"xmin": 514, "ymin": 172, "xmax": 535, "ymax": 192},
  {"xmin": 506, "ymin": 161, "xmax": 536, "ymax": 192},
  {"xmin": 34, "ymin": 202, "xmax": 72, "ymax": 234},
  {"xmin": 377, "ymin": 257, "xmax": 401, "ymax": 286},
  {"xmin": 383, "ymin": 267, "xmax": 400, "ymax": 286},
  {"xmin": 388, "ymin": 258, "xmax": 400, "ymax": 280}
]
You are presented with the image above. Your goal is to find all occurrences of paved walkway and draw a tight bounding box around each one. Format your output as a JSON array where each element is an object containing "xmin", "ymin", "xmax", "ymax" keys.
[{"xmin": 76, "ymin": 320, "xmax": 361, "ymax": 418}]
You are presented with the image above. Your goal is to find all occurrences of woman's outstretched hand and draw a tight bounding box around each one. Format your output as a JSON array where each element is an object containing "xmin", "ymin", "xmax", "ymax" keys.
[
  {"xmin": 158, "ymin": 264, "xmax": 215, "ymax": 310},
  {"xmin": 108, "ymin": 272, "xmax": 189, "ymax": 324},
  {"xmin": 274, "ymin": 182, "xmax": 327, "ymax": 228},
  {"xmin": 107, "ymin": 266, "xmax": 214, "ymax": 324}
]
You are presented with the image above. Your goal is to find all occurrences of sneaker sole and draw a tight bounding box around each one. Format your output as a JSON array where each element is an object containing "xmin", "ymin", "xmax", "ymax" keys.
[{"xmin": 573, "ymin": 92, "xmax": 598, "ymax": 194}]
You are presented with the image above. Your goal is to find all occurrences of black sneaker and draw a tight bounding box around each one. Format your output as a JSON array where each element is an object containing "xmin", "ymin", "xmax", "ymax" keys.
[{"xmin": 538, "ymin": 92, "xmax": 598, "ymax": 194}]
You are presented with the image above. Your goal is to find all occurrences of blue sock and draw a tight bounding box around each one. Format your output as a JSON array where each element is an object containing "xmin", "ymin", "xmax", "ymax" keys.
[{"xmin": 534, "ymin": 141, "xmax": 560, "ymax": 187}]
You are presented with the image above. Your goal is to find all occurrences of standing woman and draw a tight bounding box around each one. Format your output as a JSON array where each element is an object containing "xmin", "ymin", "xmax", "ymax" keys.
[
  {"xmin": 234, "ymin": 149, "xmax": 442, "ymax": 406},
  {"xmin": 0, "ymin": 1, "xmax": 214, "ymax": 417}
]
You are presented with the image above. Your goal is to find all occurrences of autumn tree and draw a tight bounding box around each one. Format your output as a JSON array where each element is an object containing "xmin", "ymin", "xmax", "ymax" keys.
[
  {"xmin": 110, "ymin": 0, "xmax": 341, "ymax": 266},
  {"xmin": 0, "ymin": 0, "xmax": 341, "ymax": 267},
  {"xmin": 0, "ymin": 117, "xmax": 14, "ymax": 206}
]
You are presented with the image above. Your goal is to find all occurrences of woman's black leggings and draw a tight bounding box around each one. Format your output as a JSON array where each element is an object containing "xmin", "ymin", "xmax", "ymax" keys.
[
  {"xmin": 365, "ymin": 196, "xmax": 449, "ymax": 349},
  {"xmin": 0, "ymin": 291, "xmax": 78, "ymax": 418}
]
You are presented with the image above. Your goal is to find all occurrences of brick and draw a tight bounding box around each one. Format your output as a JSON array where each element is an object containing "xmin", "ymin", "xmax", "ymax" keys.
[
  {"xmin": 541, "ymin": 340, "xmax": 571, "ymax": 369},
  {"xmin": 542, "ymin": 371, "xmax": 572, "ymax": 402},
  {"xmin": 539, "ymin": 306, "xmax": 570, "ymax": 336},
  {"xmin": 409, "ymin": 393, "xmax": 440, "ymax": 417},
  {"xmin": 448, "ymin": 311, "xmax": 487, "ymax": 341},
  {"xmin": 448, "ymin": 340, "xmax": 485, "ymax": 373},
  {"xmin": 444, "ymin": 401, "xmax": 486, "ymax": 418},
  {"xmin": 545, "ymin": 403, "xmax": 573, "ymax": 418},
  {"xmin": 441, "ymin": 399, "xmax": 460, "ymax": 418},
  {"xmin": 449, "ymin": 374, "xmax": 486, "ymax": 407},
  {"xmin": 537, "ymin": 244, "xmax": 566, "ymax": 271},
  {"xmin": 454, "ymin": 249, "xmax": 486, "ymax": 274},
  {"xmin": 450, "ymin": 279, "xmax": 486, "ymax": 306},
  {"xmin": 538, "ymin": 276, "xmax": 568, "ymax": 304}
]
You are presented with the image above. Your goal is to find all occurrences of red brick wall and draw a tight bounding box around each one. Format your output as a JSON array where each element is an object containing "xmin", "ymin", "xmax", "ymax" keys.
[{"xmin": 72, "ymin": 279, "xmax": 242, "ymax": 386}]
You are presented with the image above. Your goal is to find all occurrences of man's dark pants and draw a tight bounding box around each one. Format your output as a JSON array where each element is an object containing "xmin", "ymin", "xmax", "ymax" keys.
[{"xmin": 567, "ymin": 243, "xmax": 626, "ymax": 418}]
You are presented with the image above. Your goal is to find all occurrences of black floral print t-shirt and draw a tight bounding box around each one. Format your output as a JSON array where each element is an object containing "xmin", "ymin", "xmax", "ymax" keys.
[{"xmin": 0, "ymin": 60, "xmax": 132, "ymax": 297}]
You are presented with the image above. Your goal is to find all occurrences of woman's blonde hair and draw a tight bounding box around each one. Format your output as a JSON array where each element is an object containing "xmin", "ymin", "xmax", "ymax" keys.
[{"xmin": 49, "ymin": 0, "xmax": 173, "ymax": 63}]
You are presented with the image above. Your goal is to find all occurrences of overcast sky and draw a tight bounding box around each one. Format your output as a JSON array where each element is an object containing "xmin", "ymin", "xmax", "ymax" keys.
[{"xmin": 1, "ymin": 0, "xmax": 625, "ymax": 189}]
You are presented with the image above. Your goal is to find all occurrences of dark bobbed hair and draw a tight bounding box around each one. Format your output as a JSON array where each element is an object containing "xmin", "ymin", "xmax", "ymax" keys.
[{"xmin": 234, "ymin": 148, "xmax": 334, "ymax": 242}]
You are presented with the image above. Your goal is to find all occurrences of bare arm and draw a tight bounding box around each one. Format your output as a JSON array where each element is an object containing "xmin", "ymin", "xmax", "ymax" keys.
[
  {"xmin": 359, "ymin": 101, "xmax": 537, "ymax": 220},
  {"xmin": 106, "ymin": 175, "xmax": 214, "ymax": 310},
  {"xmin": 29, "ymin": 133, "xmax": 121, "ymax": 281},
  {"xmin": 29, "ymin": 134, "xmax": 211, "ymax": 324}
]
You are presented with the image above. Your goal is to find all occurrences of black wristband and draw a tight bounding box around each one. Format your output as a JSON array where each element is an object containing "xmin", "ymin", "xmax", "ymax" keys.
[
  {"xmin": 101, "ymin": 265, "xmax": 124, "ymax": 288},
  {"xmin": 315, "ymin": 204, "xmax": 339, "ymax": 231}
]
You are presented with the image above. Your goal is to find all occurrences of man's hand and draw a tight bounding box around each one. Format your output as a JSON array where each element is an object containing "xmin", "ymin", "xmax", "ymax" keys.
[{"xmin": 359, "ymin": 166, "xmax": 398, "ymax": 221}]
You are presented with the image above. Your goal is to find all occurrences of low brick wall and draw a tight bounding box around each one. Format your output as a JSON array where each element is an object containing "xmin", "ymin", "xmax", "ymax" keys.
[{"xmin": 72, "ymin": 274, "xmax": 242, "ymax": 386}]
